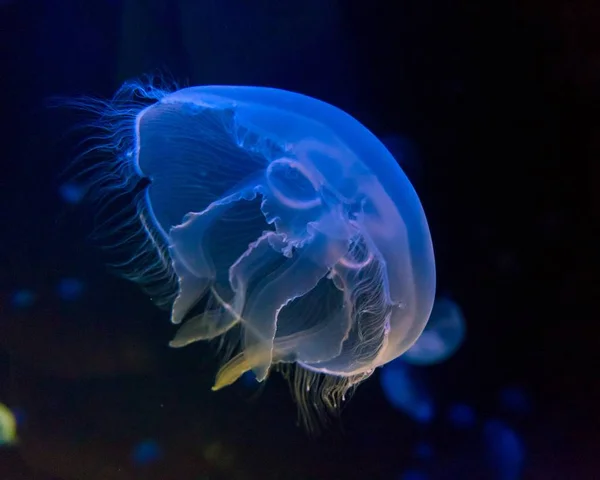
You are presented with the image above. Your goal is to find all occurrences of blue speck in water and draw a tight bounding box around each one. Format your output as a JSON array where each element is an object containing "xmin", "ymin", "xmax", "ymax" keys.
[
  {"xmin": 10, "ymin": 289, "xmax": 36, "ymax": 308},
  {"xmin": 447, "ymin": 403, "xmax": 476, "ymax": 429},
  {"xmin": 56, "ymin": 278, "xmax": 84, "ymax": 301},
  {"xmin": 499, "ymin": 386, "xmax": 532, "ymax": 415},
  {"xmin": 131, "ymin": 439, "xmax": 162, "ymax": 466},
  {"xmin": 58, "ymin": 182, "xmax": 86, "ymax": 204},
  {"xmin": 399, "ymin": 469, "xmax": 429, "ymax": 480},
  {"xmin": 414, "ymin": 441, "xmax": 433, "ymax": 460}
]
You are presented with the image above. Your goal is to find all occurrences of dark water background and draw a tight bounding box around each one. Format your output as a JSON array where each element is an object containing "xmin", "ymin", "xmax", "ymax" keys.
[{"xmin": 0, "ymin": 0, "xmax": 597, "ymax": 478}]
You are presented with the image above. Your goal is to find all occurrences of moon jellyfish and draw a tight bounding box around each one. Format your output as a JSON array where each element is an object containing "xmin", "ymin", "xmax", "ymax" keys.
[
  {"xmin": 403, "ymin": 296, "xmax": 465, "ymax": 366},
  {"xmin": 64, "ymin": 78, "xmax": 435, "ymax": 429}
]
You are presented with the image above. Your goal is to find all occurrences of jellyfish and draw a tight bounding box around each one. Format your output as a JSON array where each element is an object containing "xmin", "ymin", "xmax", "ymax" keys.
[
  {"xmin": 379, "ymin": 359, "xmax": 435, "ymax": 424},
  {"xmin": 483, "ymin": 419, "xmax": 525, "ymax": 480},
  {"xmin": 402, "ymin": 296, "xmax": 466, "ymax": 366},
  {"xmin": 64, "ymin": 78, "xmax": 435, "ymax": 429}
]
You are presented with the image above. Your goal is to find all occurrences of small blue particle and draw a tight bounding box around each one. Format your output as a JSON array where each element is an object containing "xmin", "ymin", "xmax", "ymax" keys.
[
  {"xmin": 414, "ymin": 401, "xmax": 435, "ymax": 424},
  {"xmin": 57, "ymin": 278, "xmax": 85, "ymax": 301},
  {"xmin": 399, "ymin": 469, "xmax": 429, "ymax": 480},
  {"xmin": 131, "ymin": 439, "xmax": 162, "ymax": 466},
  {"xmin": 10, "ymin": 289, "xmax": 36, "ymax": 308},
  {"xmin": 58, "ymin": 183, "xmax": 86, "ymax": 204},
  {"xmin": 447, "ymin": 403, "xmax": 476, "ymax": 429}
]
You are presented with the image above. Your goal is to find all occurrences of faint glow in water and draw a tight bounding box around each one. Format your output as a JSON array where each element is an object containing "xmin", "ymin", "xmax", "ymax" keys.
[
  {"xmin": 496, "ymin": 251, "xmax": 520, "ymax": 276},
  {"xmin": 447, "ymin": 403, "xmax": 476, "ymax": 429},
  {"xmin": 56, "ymin": 277, "xmax": 85, "ymax": 301},
  {"xmin": 0, "ymin": 403, "xmax": 17, "ymax": 446},
  {"xmin": 203, "ymin": 441, "xmax": 236, "ymax": 470},
  {"xmin": 131, "ymin": 439, "xmax": 162, "ymax": 466},
  {"xmin": 413, "ymin": 441, "xmax": 434, "ymax": 460},
  {"xmin": 58, "ymin": 182, "xmax": 86, "ymax": 204},
  {"xmin": 398, "ymin": 469, "xmax": 429, "ymax": 480},
  {"xmin": 380, "ymin": 360, "xmax": 435, "ymax": 424},
  {"xmin": 10, "ymin": 289, "xmax": 36, "ymax": 308},
  {"xmin": 10, "ymin": 407, "xmax": 26, "ymax": 428},
  {"xmin": 499, "ymin": 386, "xmax": 532, "ymax": 415},
  {"xmin": 484, "ymin": 419, "xmax": 525, "ymax": 480},
  {"xmin": 403, "ymin": 297, "xmax": 466, "ymax": 366}
]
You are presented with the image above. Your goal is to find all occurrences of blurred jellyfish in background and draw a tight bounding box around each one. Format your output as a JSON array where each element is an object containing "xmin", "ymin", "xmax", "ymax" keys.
[
  {"xmin": 9, "ymin": 289, "xmax": 36, "ymax": 309},
  {"xmin": 62, "ymin": 78, "xmax": 435, "ymax": 430},
  {"xmin": 0, "ymin": 403, "xmax": 18, "ymax": 446},
  {"xmin": 131, "ymin": 439, "xmax": 163, "ymax": 467},
  {"xmin": 413, "ymin": 441, "xmax": 434, "ymax": 461},
  {"xmin": 447, "ymin": 403, "xmax": 477, "ymax": 429},
  {"xmin": 403, "ymin": 296, "xmax": 466, "ymax": 366},
  {"xmin": 379, "ymin": 296, "xmax": 471, "ymax": 450},
  {"xmin": 380, "ymin": 359, "xmax": 435, "ymax": 424},
  {"xmin": 56, "ymin": 277, "xmax": 85, "ymax": 301},
  {"xmin": 484, "ymin": 419, "xmax": 525, "ymax": 480},
  {"xmin": 58, "ymin": 182, "xmax": 86, "ymax": 205},
  {"xmin": 398, "ymin": 469, "xmax": 429, "ymax": 480},
  {"xmin": 498, "ymin": 386, "xmax": 532, "ymax": 416}
]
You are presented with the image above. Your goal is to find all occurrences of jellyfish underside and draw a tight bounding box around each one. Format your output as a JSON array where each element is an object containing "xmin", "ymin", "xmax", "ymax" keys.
[{"xmin": 75, "ymin": 82, "xmax": 435, "ymax": 429}]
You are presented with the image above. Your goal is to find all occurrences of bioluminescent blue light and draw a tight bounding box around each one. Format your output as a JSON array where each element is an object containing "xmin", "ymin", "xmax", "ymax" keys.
[
  {"xmin": 398, "ymin": 469, "xmax": 429, "ymax": 480},
  {"xmin": 58, "ymin": 182, "xmax": 86, "ymax": 204},
  {"xmin": 403, "ymin": 296, "xmax": 465, "ymax": 366},
  {"xmin": 131, "ymin": 439, "xmax": 162, "ymax": 466},
  {"xmin": 56, "ymin": 277, "xmax": 85, "ymax": 301},
  {"xmin": 63, "ymin": 78, "xmax": 435, "ymax": 429},
  {"xmin": 413, "ymin": 441, "xmax": 434, "ymax": 460},
  {"xmin": 10, "ymin": 289, "xmax": 36, "ymax": 309},
  {"xmin": 10, "ymin": 407, "xmax": 25, "ymax": 429},
  {"xmin": 498, "ymin": 386, "xmax": 532, "ymax": 415},
  {"xmin": 484, "ymin": 419, "xmax": 525, "ymax": 480},
  {"xmin": 380, "ymin": 360, "xmax": 434, "ymax": 424},
  {"xmin": 447, "ymin": 403, "xmax": 476, "ymax": 429}
]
